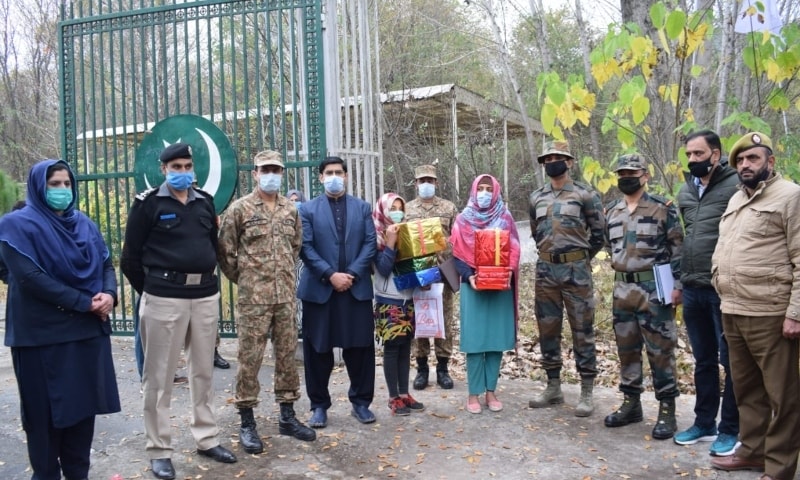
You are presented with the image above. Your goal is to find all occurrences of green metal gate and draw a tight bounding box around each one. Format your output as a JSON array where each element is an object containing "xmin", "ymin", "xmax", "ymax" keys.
[{"xmin": 57, "ymin": 0, "xmax": 326, "ymax": 335}]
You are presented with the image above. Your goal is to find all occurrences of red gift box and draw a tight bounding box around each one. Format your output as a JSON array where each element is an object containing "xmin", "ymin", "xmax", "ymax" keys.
[
  {"xmin": 475, "ymin": 266, "xmax": 512, "ymax": 290},
  {"xmin": 475, "ymin": 228, "xmax": 511, "ymax": 267}
]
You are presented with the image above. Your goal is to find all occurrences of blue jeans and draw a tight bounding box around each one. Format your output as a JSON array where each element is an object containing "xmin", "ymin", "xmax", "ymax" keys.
[{"xmin": 682, "ymin": 286, "xmax": 738, "ymax": 435}]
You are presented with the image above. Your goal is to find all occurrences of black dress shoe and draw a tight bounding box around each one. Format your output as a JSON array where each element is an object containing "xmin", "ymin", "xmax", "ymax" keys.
[
  {"xmin": 214, "ymin": 349, "xmax": 230, "ymax": 369},
  {"xmin": 150, "ymin": 458, "xmax": 176, "ymax": 480},
  {"xmin": 197, "ymin": 445, "xmax": 237, "ymax": 463}
]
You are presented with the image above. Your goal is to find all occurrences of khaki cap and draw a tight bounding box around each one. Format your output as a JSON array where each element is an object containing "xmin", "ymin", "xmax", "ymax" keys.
[
  {"xmin": 253, "ymin": 150, "xmax": 285, "ymax": 168},
  {"xmin": 415, "ymin": 164, "xmax": 437, "ymax": 179},
  {"xmin": 729, "ymin": 132, "xmax": 773, "ymax": 168}
]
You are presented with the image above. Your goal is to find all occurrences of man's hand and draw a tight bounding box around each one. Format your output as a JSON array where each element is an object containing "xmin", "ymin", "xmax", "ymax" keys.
[
  {"xmin": 671, "ymin": 289, "xmax": 683, "ymax": 307},
  {"xmin": 330, "ymin": 272, "xmax": 354, "ymax": 292},
  {"xmin": 783, "ymin": 317, "xmax": 800, "ymax": 339}
]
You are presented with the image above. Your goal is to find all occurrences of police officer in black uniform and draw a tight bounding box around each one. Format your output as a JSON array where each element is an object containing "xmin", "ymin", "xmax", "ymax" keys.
[{"xmin": 121, "ymin": 143, "xmax": 236, "ymax": 480}]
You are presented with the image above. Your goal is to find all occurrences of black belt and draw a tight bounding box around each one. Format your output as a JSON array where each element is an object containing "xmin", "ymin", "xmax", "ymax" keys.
[
  {"xmin": 539, "ymin": 249, "xmax": 589, "ymax": 264},
  {"xmin": 146, "ymin": 268, "xmax": 215, "ymax": 286},
  {"xmin": 614, "ymin": 270, "xmax": 655, "ymax": 283}
]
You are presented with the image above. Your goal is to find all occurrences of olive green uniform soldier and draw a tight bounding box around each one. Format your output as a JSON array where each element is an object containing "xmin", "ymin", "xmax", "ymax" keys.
[
  {"xmin": 405, "ymin": 164, "xmax": 459, "ymax": 390},
  {"xmin": 603, "ymin": 154, "xmax": 683, "ymax": 440},
  {"xmin": 528, "ymin": 140, "xmax": 605, "ymax": 417},
  {"xmin": 217, "ymin": 150, "xmax": 315, "ymax": 453}
]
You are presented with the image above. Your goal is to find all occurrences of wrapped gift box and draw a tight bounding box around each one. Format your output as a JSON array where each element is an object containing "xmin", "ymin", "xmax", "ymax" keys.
[
  {"xmin": 393, "ymin": 266, "xmax": 442, "ymax": 290},
  {"xmin": 396, "ymin": 218, "xmax": 447, "ymax": 261},
  {"xmin": 475, "ymin": 265, "xmax": 511, "ymax": 291},
  {"xmin": 393, "ymin": 254, "xmax": 439, "ymax": 275},
  {"xmin": 475, "ymin": 228, "xmax": 511, "ymax": 267}
]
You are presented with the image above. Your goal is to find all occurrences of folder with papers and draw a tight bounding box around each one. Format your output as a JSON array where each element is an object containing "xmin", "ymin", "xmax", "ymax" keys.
[{"xmin": 653, "ymin": 264, "xmax": 675, "ymax": 305}]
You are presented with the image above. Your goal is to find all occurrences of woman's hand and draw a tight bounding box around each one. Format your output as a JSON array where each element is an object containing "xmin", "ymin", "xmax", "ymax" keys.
[
  {"xmin": 469, "ymin": 274, "xmax": 477, "ymax": 290},
  {"xmin": 385, "ymin": 224, "xmax": 400, "ymax": 249},
  {"xmin": 91, "ymin": 292, "xmax": 114, "ymax": 320}
]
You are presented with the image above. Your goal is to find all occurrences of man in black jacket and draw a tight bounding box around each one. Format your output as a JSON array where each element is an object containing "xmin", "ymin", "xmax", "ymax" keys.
[{"xmin": 674, "ymin": 130, "xmax": 740, "ymax": 456}]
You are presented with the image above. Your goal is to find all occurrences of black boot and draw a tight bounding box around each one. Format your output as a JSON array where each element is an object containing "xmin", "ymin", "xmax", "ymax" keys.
[
  {"xmin": 413, "ymin": 357, "xmax": 429, "ymax": 390},
  {"xmin": 279, "ymin": 403, "xmax": 316, "ymax": 442},
  {"xmin": 436, "ymin": 356, "xmax": 454, "ymax": 389},
  {"xmin": 214, "ymin": 348, "xmax": 230, "ymax": 369},
  {"xmin": 604, "ymin": 394, "xmax": 643, "ymax": 428},
  {"xmin": 238, "ymin": 408, "xmax": 264, "ymax": 454},
  {"xmin": 652, "ymin": 397, "xmax": 677, "ymax": 440}
]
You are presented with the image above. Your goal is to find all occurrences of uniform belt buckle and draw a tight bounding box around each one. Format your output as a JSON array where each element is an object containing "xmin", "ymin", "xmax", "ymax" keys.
[{"xmin": 185, "ymin": 273, "xmax": 202, "ymax": 285}]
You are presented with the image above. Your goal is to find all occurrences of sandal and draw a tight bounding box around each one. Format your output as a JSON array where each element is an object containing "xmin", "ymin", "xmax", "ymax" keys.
[{"xmin": 466, "ymin": 396, "xmax": 482, "ymax": 414}]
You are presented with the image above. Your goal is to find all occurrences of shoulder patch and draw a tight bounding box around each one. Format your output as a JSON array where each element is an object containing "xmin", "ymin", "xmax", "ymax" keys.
[
  {"xmin": 134, "ymin": 187, "xmax": 157, "ymax": 202},
  {"xmin": 573, "ymin": 180, "xmax": 594, "ymax": 191},
  {"xmin": 193, "ymin": 187, "xmax": 214, "ymax": 200},
  {"xmin": 604, "ymin": 199, "xmax": 621, "ymax": 212}
]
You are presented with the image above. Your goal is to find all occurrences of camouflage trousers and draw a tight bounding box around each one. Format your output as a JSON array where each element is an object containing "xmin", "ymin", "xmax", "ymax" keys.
[
  {"xmin": 534, "ymin": 260, "xmax": 597, "ymax": 379},
  {"xmin": 235, "ymin": 302, "xmax": 300, "ymax": 408},
  {"xmin": 612, "ymin": 280, "xmax": 678, "ymax": 400},
  {"xmin": 412, "ymin": 285, "xmax": 456, "ymax": 359}
]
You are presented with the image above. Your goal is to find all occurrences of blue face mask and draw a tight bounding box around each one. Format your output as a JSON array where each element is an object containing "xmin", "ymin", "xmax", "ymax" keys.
[
  {"xmin": 166, "ymin": 171, "xmax": 194, "ymax": 191},
  {"xmin": 259, "ymin": 173, "xmax": 282, "ymax": 193},
  {"xmin": 418, "ymin": 182, "xmax": 435, "ymax": 199},
  {"xmin": 476, "ymin": 191, "xmax": 492, "ymax": 209},
  {"xmin": 323, "ymin": 175, "xmax": 345, "ymax": 195},
  {"xmin": 388, "ymin": 211, "xmax": 405, "ymax": 223},
  {"xmin": 46, "ymin": 188, "xmax": 73, "ymax": 211},
  {"xmin": 293, "ymin": 200, "xmax": 302, "ymax": 207}
]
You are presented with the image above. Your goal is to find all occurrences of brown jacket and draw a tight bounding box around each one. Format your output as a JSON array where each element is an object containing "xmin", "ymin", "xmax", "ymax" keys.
[{"xmin": 712, "ymin": 173, "xmax": 800, "ymax": 319}]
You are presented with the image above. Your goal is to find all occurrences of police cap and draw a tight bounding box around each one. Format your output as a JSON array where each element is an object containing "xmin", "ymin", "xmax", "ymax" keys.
[
  {"xmin": 160, "ymin": 142, "xmax": 192, "ymax": 163},
  {"xmin": 729, "ymin": 132, "xmax": 773, "ymax": 168}
]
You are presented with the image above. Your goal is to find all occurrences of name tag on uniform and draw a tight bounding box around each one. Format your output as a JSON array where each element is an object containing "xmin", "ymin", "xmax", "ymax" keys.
[{"xmin": 160, "ymin": 213, "xmax": 177, "ymax": 220}]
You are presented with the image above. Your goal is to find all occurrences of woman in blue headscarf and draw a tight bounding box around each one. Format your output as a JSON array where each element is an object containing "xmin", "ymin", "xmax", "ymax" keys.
[{"xmin": 0, "ymin": 160, "xmax": 120, "ymax": 480}]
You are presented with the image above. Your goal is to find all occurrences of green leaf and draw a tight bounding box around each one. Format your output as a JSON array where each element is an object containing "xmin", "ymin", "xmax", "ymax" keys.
[
  {"xmin": 617, "ymin": 124, "xmax": 636, "ymax": 147},
  {"xmin": 541, "ymin": 103, "xmax": 557, "ymax": 134},
  {"xmin": 767, "ymin": 89, "xmax": 790, "ymax": 111},
  {"xmin": 632, "ymin": 96, "xmax": 651, "ymax": 125},
  {"xmin": 650, "ymin": 2, "xmax": 667, "ymax": 29},
  {"xmin": 546, "ymin": 82, "xmax": 567, "ymax": 105},
  {"xmin": 690, "ymin": 64, "xmax": 704, "ymax": 77},
  {"xmin": 665, "ymin": 10, "xmax": 687, "ymax": 40}
]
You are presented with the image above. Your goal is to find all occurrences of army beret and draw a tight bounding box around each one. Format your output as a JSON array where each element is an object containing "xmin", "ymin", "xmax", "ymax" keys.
[
  {"xmin": 160, "ymin": 142, "xmax": 193, "ymax": 163},
  {"xmin": 729, "ymin": 132, "xmax": 773, "ymax": 168},
  {"xmin": 537, "ymin": 140, "xmax": 574, "ymax": 163},
  {"xmin": 319, "ymin": 156, "xmax": 347, "ymax": 174},
  {"xmin": 614, "ymin": 153, "xmax": 648, "ymax": 172}
]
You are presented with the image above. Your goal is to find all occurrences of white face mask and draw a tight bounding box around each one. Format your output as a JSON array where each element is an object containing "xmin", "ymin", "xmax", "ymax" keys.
[
  {"xmin": 259, "ymin": 173, "xmax": 282, "ymax": 193},
  {"xmin": 418, "ymin": 182, "xmax": 435, "ymax": 199},
  {"xmin": 476, "ymin": 191, "xmax": 492, "ymax": 208}
]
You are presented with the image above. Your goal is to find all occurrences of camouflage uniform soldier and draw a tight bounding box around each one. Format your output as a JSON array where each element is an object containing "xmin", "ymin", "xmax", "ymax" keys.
[
  {"xmin": 405, "ymin": 164, "xmax": 459, "ymax": 390},
  {"xmin": 528, "ymin": 140, "xmax": 605, "ymax": 417},
  {"xmin": 217, "ymin": 150, "xmax": 315, "ymax": 454},
  {"xmin": 603, "ymin": 154, "xmax": 683, "ymax": 440}
]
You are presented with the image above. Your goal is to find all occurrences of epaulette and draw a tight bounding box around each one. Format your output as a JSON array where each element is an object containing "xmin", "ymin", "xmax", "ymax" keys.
[
  {"xmin": 134, "ymin": 187, "xmax": 157, "ymax": 202},
  {"xmin": 603, "ymin": 198, "xmax": 621, "ymax": 215},
  {"xmin": 193, "ymin": 187, "xmax": 214, "ymax": 201},
  {"xmin": 649, "ymin": 194, "xmax": 674, "ymax": 207}
]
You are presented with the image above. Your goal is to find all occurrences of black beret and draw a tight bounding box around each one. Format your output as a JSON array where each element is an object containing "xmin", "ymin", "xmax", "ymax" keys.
[
  {"xmin": 318, "ymin": 156, "xmax": 347, "ymax": 174},
  {"xmin": 160, "ymin": 142, "xmax": 193, "ymax": 163}
]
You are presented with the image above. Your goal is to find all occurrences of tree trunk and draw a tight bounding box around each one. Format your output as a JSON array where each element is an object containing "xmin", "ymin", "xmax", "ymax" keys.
[{"xmin": 574, "ymin": 0, "xmax": 601, "ymax": 160}]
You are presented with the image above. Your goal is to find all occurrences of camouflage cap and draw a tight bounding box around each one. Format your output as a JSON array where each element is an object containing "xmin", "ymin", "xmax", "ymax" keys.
[
  {"xmin": 537, "ymin": 140, "xmax": 574, "ymax": 163},
  {"xmin": 253, "ymin": 149, "xmax": 285, "ymax": 168},
  {"xmin": 729, "ymin": 132, "xmax": 773, "ymax": 168},
  {"xmin": 614, "ymin": 153, "xmax": 647, "ymax": 172},
  {"xmin": 415, "ymin": 164, "xmax": 437, "ymax": 179}
]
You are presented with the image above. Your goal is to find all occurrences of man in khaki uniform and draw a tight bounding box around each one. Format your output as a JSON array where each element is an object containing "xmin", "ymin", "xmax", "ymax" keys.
[
  {"xmin": 217, "ymin": 150, "xmax": 315, "ymax": 455},
  {"xmin": 405, "ymin": 164, "xmax": 459, "ymax": 390},
  {"xmin": 710, "ymin": 132, "xmax": 800, "ymax": 478}
]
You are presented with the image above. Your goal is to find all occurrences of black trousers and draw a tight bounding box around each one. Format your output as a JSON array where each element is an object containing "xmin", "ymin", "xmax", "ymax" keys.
[
  {"xmin": 13, "ymin": 348, "xmax": 95, "ymax": 480},
  {"xmin": 303, "ymin": 340, "xmax": 375, "ymax": 410}
]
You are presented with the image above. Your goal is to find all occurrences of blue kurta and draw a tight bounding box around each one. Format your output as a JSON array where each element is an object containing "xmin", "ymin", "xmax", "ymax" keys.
[{"xmin": 459, "ymin": 285, "xmax": 515, "ymax": 353}]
